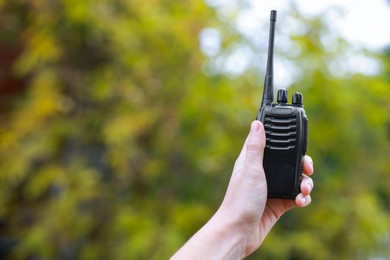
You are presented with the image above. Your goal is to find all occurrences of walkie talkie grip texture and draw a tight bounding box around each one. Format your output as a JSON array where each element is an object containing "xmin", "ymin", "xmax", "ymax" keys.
[{"xmin": 256, "ymin": 10, "xmax": 309, "ymax": 199}]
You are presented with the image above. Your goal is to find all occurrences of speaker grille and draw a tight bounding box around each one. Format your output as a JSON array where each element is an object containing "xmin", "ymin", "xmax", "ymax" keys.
[{"xmin": 264, "ymin": 115, "xmax": 297, "ymax": 151}]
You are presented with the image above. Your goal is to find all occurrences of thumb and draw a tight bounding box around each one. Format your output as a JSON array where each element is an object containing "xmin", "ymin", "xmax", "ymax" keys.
[
  {"xmin": 238, "ymin": 120, "xmax": 266, "ymax": 180},
  {"xmin": 232, "ymin": 120, "xmax": 266, "ymax": 177},
  {"xmin": 245, "ymin": 120, "xmax": 266, "ymax": 162}
]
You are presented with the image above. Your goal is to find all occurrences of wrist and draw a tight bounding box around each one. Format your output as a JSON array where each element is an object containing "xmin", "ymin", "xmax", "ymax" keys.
[
  {"xmin": 206, "ymin": 209, "xmax": 248, "ymax": 258},
  {"xmin": 171, "ymin": 209, "xmax": 247, "ymax": 260}
]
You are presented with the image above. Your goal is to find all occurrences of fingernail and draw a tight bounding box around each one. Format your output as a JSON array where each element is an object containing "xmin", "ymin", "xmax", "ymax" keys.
[
  {"xmin": 307, "ymin": 183, "xmax": 313, "ymax": 193},
  {"xmin": 309, "ymin": 158, "xmax": 314, "ymax": 167},
  {"xmin": 306, "ymin": 156, "xmax": 314, "ymax": 173},
  {"xmin": 301, "ymin": 196, "xmax": 307, "ymax": 204},
  {"xmin": 251, "ymin": 121, "xmax": 261, "ymax": 133}
]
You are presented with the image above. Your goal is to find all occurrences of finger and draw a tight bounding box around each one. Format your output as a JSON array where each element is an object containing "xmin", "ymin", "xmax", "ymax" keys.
[
  {"xmin": 295, "ymin": 193, "xmax": 312, "ymax": 207},
  {"xmin": 300, "ymin": 175, "xmax": 313, "ymax": 196},
  {"xmin": 232, "ymin": 121, "xmax": 265, "ymax": 177},
  {"xmin": 245, "ymin": 121, "xmax": 266, "ymax": 160},
  {"xmin": 240, "ymin": 121, "xmax": 266, "ymax": 178},
  {"xmin": 302, "ymin": 155, "xmax": 314, "ymax": 176}
]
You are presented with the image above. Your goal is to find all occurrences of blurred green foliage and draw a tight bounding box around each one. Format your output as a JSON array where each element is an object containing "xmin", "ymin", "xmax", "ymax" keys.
[{"xmin": 0, "ymin": 0, "xmax": 390, "ymax": 259}]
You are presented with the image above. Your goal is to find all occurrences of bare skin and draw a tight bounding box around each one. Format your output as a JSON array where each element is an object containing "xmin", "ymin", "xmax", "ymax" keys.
[{"xmin": 171, "ymin": 121, "xmax": 314, "ymax": 259}]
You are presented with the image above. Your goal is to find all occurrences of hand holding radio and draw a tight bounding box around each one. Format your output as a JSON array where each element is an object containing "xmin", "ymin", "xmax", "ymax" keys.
[
  {"xmin": 172, "ymin": 10, "xmax": 313, "ymax": 259},
  {"xmin": 219, "ymin": 121, "xmax": 314, "ymax": 256},
  {"xmin": 172, "ymin": 120, "xmax": 314, "ymax": 259},
  {"xmin": 216, "ymin": 120, "xmax": 314, "ymax": 256}
]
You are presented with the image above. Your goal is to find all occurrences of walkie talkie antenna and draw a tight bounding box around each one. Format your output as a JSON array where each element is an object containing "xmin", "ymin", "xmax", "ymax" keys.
[
  {"xmin": 261, "ymin": 10, "xmax": 277, "ymax": 107},
  {"xmin": 257, "ymin": 10, "xmax": 308, "ymax": 199}
]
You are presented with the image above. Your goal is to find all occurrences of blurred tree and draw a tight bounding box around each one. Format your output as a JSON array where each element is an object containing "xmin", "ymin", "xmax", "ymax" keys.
[
  {"xmin": 0, "ymin": 0, "xmax": 390, "ymax": 259},
  {"xmin": 0, "ymin": 0, "xmax": 237, "ymax": 258}
]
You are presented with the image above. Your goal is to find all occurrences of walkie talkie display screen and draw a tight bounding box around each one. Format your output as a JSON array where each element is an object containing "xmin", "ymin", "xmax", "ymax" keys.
[{"xmin": 256, "ymin": 10, "xmax": 308, "ymax": 199}]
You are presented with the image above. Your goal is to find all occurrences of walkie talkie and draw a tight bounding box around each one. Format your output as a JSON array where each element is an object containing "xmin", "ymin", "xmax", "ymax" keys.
[{"xmin": 256, "ymin": 10, "xmax": 308, "ymax": 199}]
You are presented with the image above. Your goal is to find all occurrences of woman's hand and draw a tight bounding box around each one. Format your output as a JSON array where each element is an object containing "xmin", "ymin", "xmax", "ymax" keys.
[{"xmin": 171, "ymin": 121, "xmax": 314, "ymax": 259}]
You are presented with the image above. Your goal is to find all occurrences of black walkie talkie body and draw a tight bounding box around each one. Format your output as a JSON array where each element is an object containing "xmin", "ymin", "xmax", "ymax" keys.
[{"xmin": 256, "ymin": 10, "xmax": 308, "ymax": 199}]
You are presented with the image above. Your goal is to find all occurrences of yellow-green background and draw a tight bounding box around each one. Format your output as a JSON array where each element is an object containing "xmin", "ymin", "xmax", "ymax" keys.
[{"xmin": 1, "ymin": 1, "xmax": 390, "ymax": 259}]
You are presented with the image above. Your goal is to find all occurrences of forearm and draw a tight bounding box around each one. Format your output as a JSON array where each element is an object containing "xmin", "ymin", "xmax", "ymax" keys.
[{"xmin": 171, "ymin": 211, "xmax": 247, "ymax": 260}]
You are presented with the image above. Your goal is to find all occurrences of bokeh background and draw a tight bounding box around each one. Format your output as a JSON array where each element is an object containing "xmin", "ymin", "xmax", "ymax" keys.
[{"xmin": 1, "ymin": 0, "xmax": 390, "ymax": 259}]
